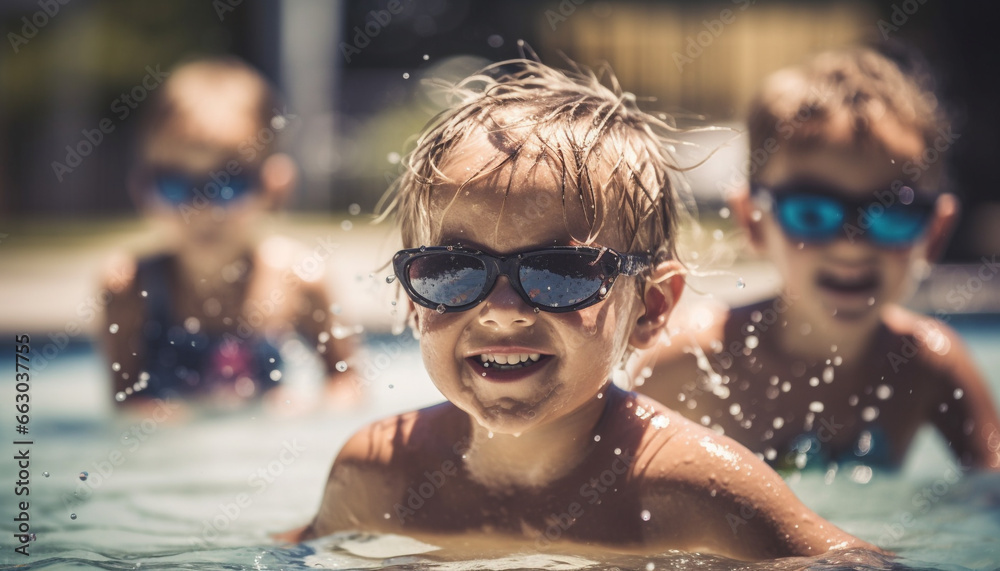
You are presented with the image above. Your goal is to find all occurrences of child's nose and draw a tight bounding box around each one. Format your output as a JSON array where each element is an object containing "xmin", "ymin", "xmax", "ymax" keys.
[{"xmin": 477, "ymin": 276, "xmax": 537, "ymax": 328}]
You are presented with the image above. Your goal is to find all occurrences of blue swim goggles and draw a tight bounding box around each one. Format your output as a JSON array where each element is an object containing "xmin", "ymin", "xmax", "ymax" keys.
[
  {"xmin": 392, "ymin": 246, "xmax": 649, "ymax": 313},
  {"xmin": 751, "ymin": 180, "xmax": 935, "ymax": 248},
  {"xmin": 151, "ymin": 169, "xmax": 258, "ymax": 207}
]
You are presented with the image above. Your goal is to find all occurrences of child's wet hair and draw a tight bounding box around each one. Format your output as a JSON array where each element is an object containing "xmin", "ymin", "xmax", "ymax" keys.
[
  {"xmin": 380, "ymin": 57, "xmax": 685, "ymax": 267},
  {"xmin": 746, "ymin": 46, "xmax": 948, "ymax": 186}
]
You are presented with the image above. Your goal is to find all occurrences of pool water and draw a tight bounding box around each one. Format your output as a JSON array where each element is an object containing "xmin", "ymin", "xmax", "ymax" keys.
[{"xmin": 1, "ymin": 322, "xmax": 999, "ymax": 571}]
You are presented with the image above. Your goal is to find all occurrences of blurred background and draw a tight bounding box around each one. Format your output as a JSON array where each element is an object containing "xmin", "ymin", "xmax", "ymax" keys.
[{"xmin": 1, "ymin": 0, "xmax": 999, "ymax": 336}]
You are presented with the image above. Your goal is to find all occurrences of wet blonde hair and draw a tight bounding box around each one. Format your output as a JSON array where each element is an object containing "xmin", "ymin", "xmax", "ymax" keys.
[
  {"xmin": 379, "ymin": 58, "xmax": 684, "ymax": 267},
  {"xmin": 747, "ymin": 46, "xmax": 946, "ymax": 184}
]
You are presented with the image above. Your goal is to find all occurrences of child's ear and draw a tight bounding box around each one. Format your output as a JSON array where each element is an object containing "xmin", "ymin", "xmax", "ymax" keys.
[
  {"xmin": 260, "ymin": 153, "xmax": 298, "ymax": 210},
  {"xmin": 629, "ymin": 261, "xmax": 684, "ymax": 350},
  {"xmin": 730, "ymin": 185, "xmax": 765, "ymax": 251},
  {"xmin": 923, "ymin": 193, "xmax": 959, "ymax": 262}
]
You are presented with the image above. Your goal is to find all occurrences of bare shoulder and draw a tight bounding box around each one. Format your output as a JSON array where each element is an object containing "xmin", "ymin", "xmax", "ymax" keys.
[
  {"xmin": 100, "ymin": 253, "xmax": 139, "ymax": 295},
  {"xmin": 302, "ymin": 403, "xmax": 465, "ymax": 539},
  {"xmin": 633, "ymin": 396, "xmax": 871, "ymax": 558},
  {"xmin": 881, "ymin": 304, "xmax": 979, "ymax": 380}
]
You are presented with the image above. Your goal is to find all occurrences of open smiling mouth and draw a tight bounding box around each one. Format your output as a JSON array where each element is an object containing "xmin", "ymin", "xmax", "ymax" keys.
[
  {"xmin": 816, "ymin": 271, "xmax": 880, "ymax": 296},
  {"xmin": 478, "ymin": 353, "xmax": 544, "ymax": 371}
]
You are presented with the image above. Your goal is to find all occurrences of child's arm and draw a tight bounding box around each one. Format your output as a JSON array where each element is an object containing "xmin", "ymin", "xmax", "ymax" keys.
[
  {"xmin": 640, "ymin": 426, "xmax": 877, "ymax": 560},
  {"xmin": 924, "ymin": 324, "xmax": 1000, "ymax": 470},
  {"xmin": 100, "ymin": 256, "xmax": 147, "ymax": 404}
]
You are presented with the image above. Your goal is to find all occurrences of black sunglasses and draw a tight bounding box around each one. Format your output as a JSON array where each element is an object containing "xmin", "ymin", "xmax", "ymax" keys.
[{"xmin": 392, "ymin": 246, "xmax": 650, "ymax": 313}]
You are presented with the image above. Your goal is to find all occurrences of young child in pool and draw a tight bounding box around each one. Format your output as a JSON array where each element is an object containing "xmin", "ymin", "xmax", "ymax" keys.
[
  {"xmin": 286, "ymin": 59, "xmax": 875, "ymax": 560},
  {"xmin": 102, "ymin": 58, "xmax": 356, "ymax": 410},
  {"xmin": 635, "ymin": 47, "xmax": 1000, "ymax": 472}
]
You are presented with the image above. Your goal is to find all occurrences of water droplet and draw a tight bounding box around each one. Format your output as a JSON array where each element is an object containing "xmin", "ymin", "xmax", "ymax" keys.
[
  {"xmin": 422, "ymin": 54, "xmax": 430, "ymax": 60},
  {"xmin": 341, "ymin": 220, "xmax": 353, "ymax": 231},
  {"xmin": 402, "ymin": 72, "xmax": 410, "ymax": 79},
  {"xmin": 111, "ymin": 362, "xmax": 121, "ymax": 372},
  {"xmin": 712, "ymin": 229, "xmax": 724, "ymax": 241},
  {"xmin": 809, "ymin": 401, "xmax": 825, "ymax": 413},
  {"xmin": 269, "ymin": 370, "xmax": 282, "ymax": 382},
  {"xmin": 744, "ymin": 335, "xmax": 759, "ymax": 350},
  {"xmin": 79, "ymin": 471, "xmax": 88, "ymax": 481},
  {"xmin": 115, "ymin": 391, "xmax": 126, "ymax": 402},
  {"xmin": 809, "ymin": 377, "xmax": 820, "ymax": 387},
  {"xmin": 640, "ymin": 509, "xmax": 651, "ymax": 521},
  {"xmin": 335, "ymin": 361, "xmax": 349, "ymax": 372},
  {"xmin": 614, "ymin": 447, "xmax": 622, "ymax": 455},
  {"xmin": 388, "ymin": 384, "xmax": 394, "ymax": 389},
  {"xmin": 184, "ymin": 317, "xmax": 201, "ymax": 334},
  {"xmin": 736, "ymin": 277, "xmax": 746, "ymax": 289},
  {"xmin": 729, "ymin": 403, "xmax": 741, "ymax": 416},
  {"xmin": 875, "ymin": 384, "xmax": 893, "ymax": 400},
  {"xmin": 487, "ymin": 431, "xmax": 494, "ymax": 439},
  {"xmin": 533, "ymin": 307, "xmax": 540, "ymax": 313},
  {"xmin": 109, "ymin": 323, "xmax": 119, "ymax": 334},
  {"xmin": 43, "ymin": 471, "xmax": 50, "ymax": 477},
  {"xmin": 939, "ymin": 402, "xmax": 949, "ymax": 413},
  {"xmin": 436, "ymin": 304, "xmax": 447, "ymax": 314},
  {"xmin": 954, "ymin": 388, "xmax": 964, "ymax": 399},
  {"xmin": 867, "ymin": 297, "xmax": 876, "ymax": 306},
  {"xmin": 861, "ymin": 406, "xmax": 879, "ymax": 422},
  {"xmin": 719, "ymin": 207, "xmax": 731, "ymax": 219},
  {"xmin": 848, "ymin": 395, "xmax": 859, "ymax": 406},
  {"xmin": 781, "ymin": 381, "xmax": 791, "ymax": 392},
  {"xmin": 599, "ymin": 286, "xmax": 608, "ymax": 296},
  {"xmin": 750, "ymin": 210, "xmax": 762, "ymax": 222},
  {"xmin": 646, "ymin": 563, "xmax": 656, "ymax": 571},
  {"xmin": 348, "ymin": 203, "xmax": 361, "ymax": 215},
  {"xmin": 487, "ymin": 34, "xmax": 504, "ymax": 48},
  {"xmin": 140, "ymin": 290, "xmax": 148, "ymax": 297},
  {"xmin": 822, "ymin": 366, "xmax": 834, "ymax": 383},
  {"xmin": 70, "ymin": 513, "xmax": 77, "ymax": 520}
]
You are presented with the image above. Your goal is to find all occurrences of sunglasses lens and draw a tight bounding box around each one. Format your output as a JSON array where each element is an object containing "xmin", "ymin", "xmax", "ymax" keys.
[
  {"xmin": 520, "ymin": 252, "xmax": 607, "ymax": 308},
  {"xmin": 776, "ymin": 195, "xmax": 844, "ymax": 241},
  {"xmin": 869, "ymin": 206, "xmax": 929, "ymax": 246},
  {"xmin": 155, "ymin": 175, "xmax": 191, "ymax": 205},
  {"xmin": 407, "ymin": 254, "xmax": 489, "ymax": 308}
]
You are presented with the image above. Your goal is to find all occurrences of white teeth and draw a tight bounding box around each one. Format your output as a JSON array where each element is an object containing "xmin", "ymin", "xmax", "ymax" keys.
[{"xmin": 477, "ymin": 352, "xmax": 544, "ymax": 366}]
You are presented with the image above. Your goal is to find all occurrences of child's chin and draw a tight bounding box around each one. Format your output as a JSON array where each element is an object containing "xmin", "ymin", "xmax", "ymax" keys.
[{"xmin": 468, "ymin": 400, "xmax": 547, "ymax": 433}]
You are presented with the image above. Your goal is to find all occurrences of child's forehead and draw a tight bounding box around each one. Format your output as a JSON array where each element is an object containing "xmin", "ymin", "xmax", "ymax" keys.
[{"xmin": 425, "ymin": 129, "xmax": 627, "ymax": 251}]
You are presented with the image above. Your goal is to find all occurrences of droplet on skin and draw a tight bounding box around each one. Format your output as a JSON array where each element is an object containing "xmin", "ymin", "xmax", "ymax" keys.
[
  {"xmin": 385, "ymin": 274, "xmax": 396, "ymax": 284},
  {"xmin": 335, "ymin": 361, "xmax": 349, "ymax": 372},
  {"xmin": 436, "ymin": 304, "xmax": 447, "ymax": 314}
]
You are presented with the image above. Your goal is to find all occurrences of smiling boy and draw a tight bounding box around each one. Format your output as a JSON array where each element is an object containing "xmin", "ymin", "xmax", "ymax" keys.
[
  {"xmin": 288, "ymin": 59, "xmax": 874, "ymax": 560},
  {"xmin": 636, "ymin": 47, "xmax": 1000, "ymax": 472}
]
